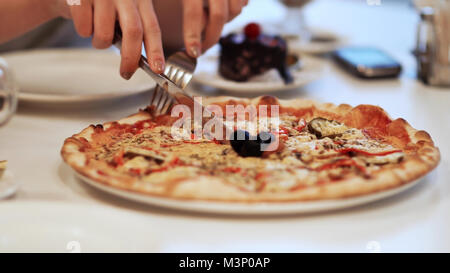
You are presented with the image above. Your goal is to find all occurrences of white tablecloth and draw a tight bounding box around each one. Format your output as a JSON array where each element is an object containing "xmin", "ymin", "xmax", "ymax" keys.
[{"xmin": 1, "ymin": 0, "xmax": 449, "ymax": 252}]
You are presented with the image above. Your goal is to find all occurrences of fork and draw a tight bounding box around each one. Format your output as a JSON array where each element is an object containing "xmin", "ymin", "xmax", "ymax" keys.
[
  {"xmin": 150, "ymin": 52, "xmax": 197, "ymax": 115},
  {"xmin": 112, "ymin": 24, "xmax": 197, "ymax": 115}
]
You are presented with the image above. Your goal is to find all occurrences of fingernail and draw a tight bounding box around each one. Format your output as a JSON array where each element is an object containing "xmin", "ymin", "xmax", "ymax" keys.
[
  {"xmin": 121, "ymin": 72, "xmax": 132, "ymax": 80},
  {"xmin": 189, "ymin": 46, "xmax": 201, "ymax": 58},
  {"xmin": 153, "ymin": 60, "xmax": 165, "ymax": 74}
]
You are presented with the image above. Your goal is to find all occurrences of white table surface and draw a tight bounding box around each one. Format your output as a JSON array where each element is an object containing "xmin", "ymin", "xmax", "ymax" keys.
[{"xmin": 1, "ymin": 0, "xmax": 449, "ymax": 252}]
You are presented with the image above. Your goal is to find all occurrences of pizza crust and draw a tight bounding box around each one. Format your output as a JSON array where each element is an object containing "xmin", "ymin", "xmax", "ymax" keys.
[{"xmin": 61, "ymin": 96, "xmax": 440, "ymax": 202}]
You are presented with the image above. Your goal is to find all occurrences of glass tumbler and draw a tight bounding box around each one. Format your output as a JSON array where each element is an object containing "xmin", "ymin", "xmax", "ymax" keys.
[{"xmin": 278, "ymin": 0, "xmax": 313, "ymax": 42}]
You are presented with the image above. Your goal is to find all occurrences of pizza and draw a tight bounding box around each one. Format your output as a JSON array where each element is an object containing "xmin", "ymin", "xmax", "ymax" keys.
[{"xmin": 61, "ymin": 96, "xmax": 440, "ymax": 202}]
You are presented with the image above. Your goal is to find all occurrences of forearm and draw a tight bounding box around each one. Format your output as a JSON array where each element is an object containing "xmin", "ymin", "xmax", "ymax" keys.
[{"xmin": 0, "ymin": 0, "xmax": 59, "ymax": 44}]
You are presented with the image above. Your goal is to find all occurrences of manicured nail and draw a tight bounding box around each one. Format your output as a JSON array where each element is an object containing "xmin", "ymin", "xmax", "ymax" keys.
[
  {"xmin": 189, "ymin": 46, "xmax": 201, "ymax": 58},
  {"xmin": 153, "ymin": 60, "xmax": 165, "ymax": 74},
  {"xmin": 121, "ymin": 72, "xmax": 132, "ymax": 80}
]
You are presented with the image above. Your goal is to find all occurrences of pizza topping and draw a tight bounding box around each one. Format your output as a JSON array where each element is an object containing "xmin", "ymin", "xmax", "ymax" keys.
[
  {"xmin": 278, "ymin": 126, "xmax": 290, "ymax": 136},
  {"xmin": 144, "ymin": 156, "xmax": 186, "ymax": 174},
  {"xmin": 229, "ymin": 130, "xmax": 279, "ymax": 158},
  {"xmin": 254, "ymin": 171, "xmax": 269, "ymax": 181},
  {"xmin": 299, "ymin": 153, "xmax": 313, "ymax": 163},
  {"xmin": 335, "ymin": 147, "xmax": 402, "ymax": 157},
  {"xmin": 308, "ymin": 118, "xmax": 348, "ymax": 139},
  {"xmin": 230, "ymin": 130, "xmax": 260, "ymax": 157},
  {"xmin": 97, "ymin": 170, "xmax": 107, "ymax": 176},
  {"xmin": 240, "ymin": 140, "xmax": 263, "ymax": 157},
  {"xmin": 123, "ymin": 156, "xmax": 155, "ymax": 172},
  {"xmin": 75, "ymin": 107, "xmax": 411, "ymax": 195},
  {"xmin": 222, "ymin": 167, "xmax": 242, "ymax": 173},
  {"xmin": 129, "ymin": 168, "xmax": 142, "ymax": 176},
  {"xmin": 124, "ymin": 147, "xmax": 166, "ymax": 162},
  {"xmin": 230, "ymin": 130, "xmax": 252, "ymax": 155},
  {"xmin": 113, "ymin": 150, "xmax": 125, "ymax": 166},
  {"xmin": 295, "ymin": 118, "xmax": 307, "ymax": 132},
  {"xmin": 316, "ymin": 158, "xmax": 366, "ymax": 173},
  {"xmin": 339, "ymin": 128, "xmax": 366, "ymax": 140},
  {"xmin": 361, "ymin": 152, "xmax": 404, "ymax": 165}
]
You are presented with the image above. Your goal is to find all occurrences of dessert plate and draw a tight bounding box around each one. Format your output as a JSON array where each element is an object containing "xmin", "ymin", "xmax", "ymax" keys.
[
  {"xmin": 193, "ymin": 49, "xmax": 325, "ymax": 93},
  {"xmin": 74, "ymin": 169, "xmax": 425, "ymax": 216},
  {"xmin": 1, "ymin": 49, "xmax": 156, "ymax": 105}
]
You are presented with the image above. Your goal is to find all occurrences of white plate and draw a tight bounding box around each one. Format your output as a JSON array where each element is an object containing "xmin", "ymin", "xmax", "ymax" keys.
[
  {"xmin": 193, "ymin": 51, "xmax": 325, "ymax": 94},
  {"xmin": 1, "ymin": 49, "xmax": 155, "ymax": 105},
  {"xmin": 74, "ymin": 171, "xmax": 425, "ymax": 216},
  {"xmin": 288, "ymin": 28, "xmax": 346, "ymax": 55},
  {"xmin": 0, "ymin": 201, "xmax": 158, "ymax": 252}
]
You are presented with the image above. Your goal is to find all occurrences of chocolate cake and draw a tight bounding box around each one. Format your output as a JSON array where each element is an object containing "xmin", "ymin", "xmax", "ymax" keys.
[{"xmin": 218, "ymin": 23, "xmax": 293, "ymax": 84}]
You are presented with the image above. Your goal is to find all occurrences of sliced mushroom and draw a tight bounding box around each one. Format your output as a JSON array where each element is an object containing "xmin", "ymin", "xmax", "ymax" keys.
[
  {"xmin": 123, "ymin": 156, "xmax": 154, "ymax": 170},
  {"xmin": 124, "ymin": 147, "xmax": 166, "ymax": 163},
  {"xmin": 307, "ymin": 118, "xmax": 348, "ymax": 139}
]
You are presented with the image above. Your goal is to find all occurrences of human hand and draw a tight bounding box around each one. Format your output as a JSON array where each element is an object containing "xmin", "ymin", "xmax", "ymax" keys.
[
  {"xmin": 55, "ymin": 0, "xmax": 248, "ymax": 80},
  {"xmin": 182, "ymin": 0, "xmax": 249, "ymax": 58},
  {"xmin": 57, "ymin": 0, "xmax": 165, "ymax": 80}
]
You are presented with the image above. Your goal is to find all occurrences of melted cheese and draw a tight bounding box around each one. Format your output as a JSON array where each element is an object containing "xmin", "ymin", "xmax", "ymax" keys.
[{"xmin": 362, "ymin": 152, "xmax": 404, "ymax": 165}]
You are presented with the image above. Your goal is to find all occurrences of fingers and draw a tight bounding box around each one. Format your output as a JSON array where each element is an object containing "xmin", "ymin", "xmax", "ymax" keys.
[
  {"xmin": 182, "ymin": 0, "xmax": 203, "ymax": 58},
  {"xmin": 115, "ymin": 0, "xmax": 144, "ymax": 80},
  {"xmin": 70, "ymin": 0, "xmax": 93, "ymax": 37},
  {"xmin": 92, "ymin": 0, "xmax": 116, "ymax": 49},
  {"xmin": 229, "ymin": 0, "xmax": 244, "ymax": 21},
  {"xmin": 202, "ymin": 0, "xmax": 228, "ymax": 51},
  {"xmin": 138, "ymin": 0, "xmax": 165, "ymax": 74}
]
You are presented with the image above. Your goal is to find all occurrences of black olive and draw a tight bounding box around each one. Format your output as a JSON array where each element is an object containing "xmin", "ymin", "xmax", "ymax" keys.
[
  {"xmin": 230, "ymin": 130, "xmax": 276, "ymax": 158},
  {"xmin": 240, "ymin": 140, "xmax": 264, "ymax": 157},
  {"xmin": 230, "ymin": 130, "xmax": 251, "ymax": 153}
]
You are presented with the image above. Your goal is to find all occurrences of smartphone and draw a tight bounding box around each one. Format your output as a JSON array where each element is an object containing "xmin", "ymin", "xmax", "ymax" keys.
[{"xmin": 333, "ymin": 47, "xmax": 402, "ymax": 78}]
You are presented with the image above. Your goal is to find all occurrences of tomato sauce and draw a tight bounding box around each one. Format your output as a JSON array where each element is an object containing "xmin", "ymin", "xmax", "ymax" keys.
[{"xmin": 336, "ymin": 148, "xmax": 402, "ymax": 156}]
